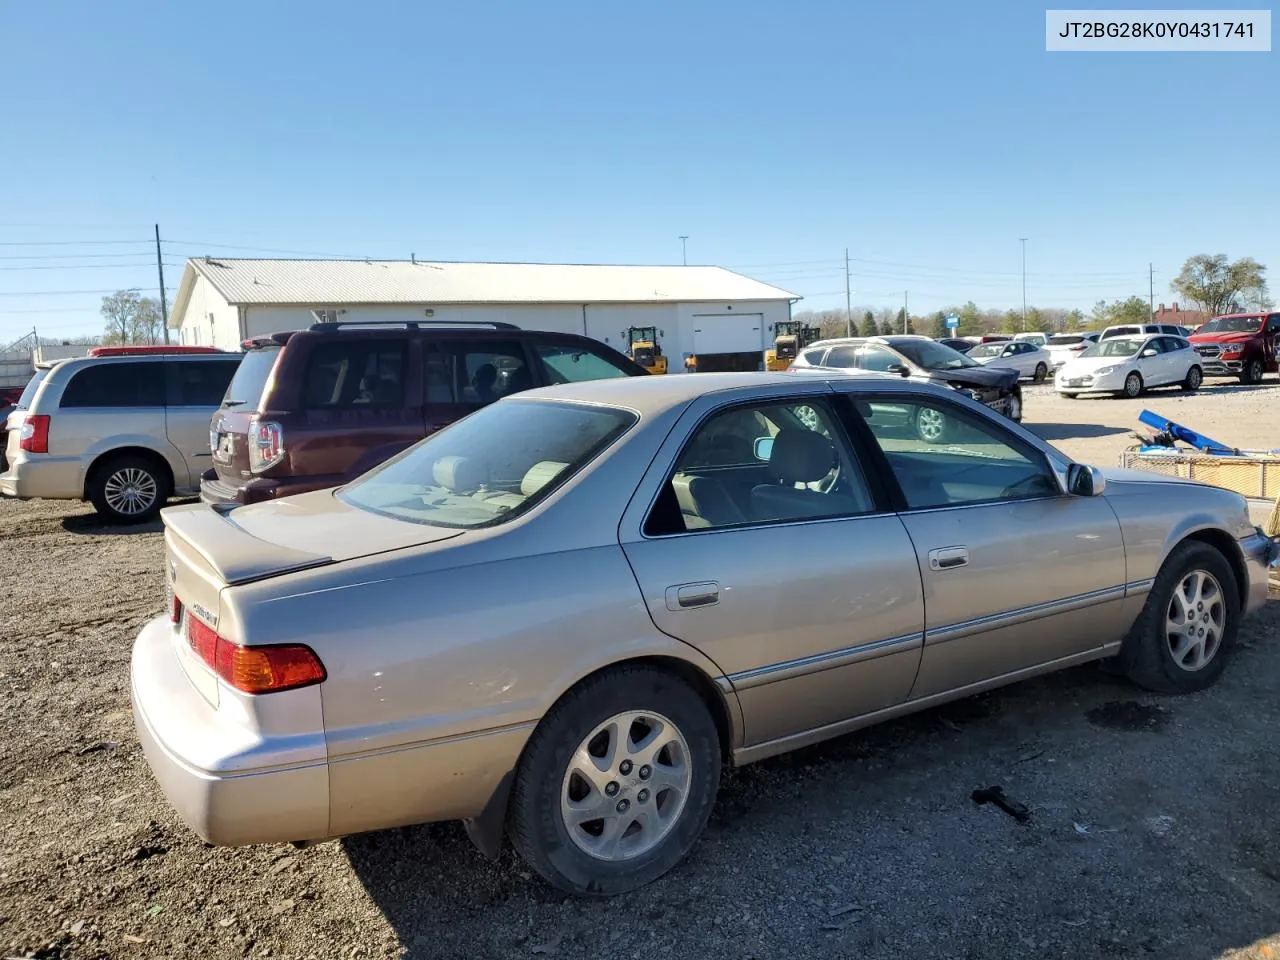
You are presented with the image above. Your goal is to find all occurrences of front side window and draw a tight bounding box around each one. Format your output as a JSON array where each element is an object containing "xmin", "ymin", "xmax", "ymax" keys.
[
  {"xmin": 859, "ymin": 398, "xmax": 1059, "ymax": 509},
  {"xmin": 647, "ymin": 398, "xmax": 873, "ymax": 534},
  {"xmin": 533, "ymin": 341, "xmax": 633, "ymax": 384},
  {"xmin": 303, "ymin": 340, "xmax": 406, "ymax": 409},
  {"xmin": 60, "ymin": 362, "xmax": 165, "ymax": 408},
  {"xmin": 340, "ymin": 399, "xmax": 635, "ymax": 528}
]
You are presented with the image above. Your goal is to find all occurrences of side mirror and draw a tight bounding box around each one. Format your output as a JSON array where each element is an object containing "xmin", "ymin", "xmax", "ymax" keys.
[
  {"xmin": 1067, "ymin": 463, "xmax": 1106, "ymax": 497},
  {"xmin": 887, "ymin": 363, "xmax": 911, "ymax": 378},
  {"xmin": 1141, "ymin": 348, "xmax": 1158, "ymax": 357},
  {"xmin": 753, "ymin": 436, "xmax": 774, "ymax": 461}
]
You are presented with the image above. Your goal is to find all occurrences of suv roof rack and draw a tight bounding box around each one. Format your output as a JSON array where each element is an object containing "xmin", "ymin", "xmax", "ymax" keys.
[{"xmin": 307, "ymin": 319, "xmax": 520, "ymax": 332}]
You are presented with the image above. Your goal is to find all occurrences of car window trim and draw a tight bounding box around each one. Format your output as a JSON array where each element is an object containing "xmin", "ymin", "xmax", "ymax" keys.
[
  {"xmin": 837, "ymin": 390, "xmax": 1066, "ymax": 514},
  {"xmin": 638, "ymin": 392, "xmax": 885, "ymax": 539}
]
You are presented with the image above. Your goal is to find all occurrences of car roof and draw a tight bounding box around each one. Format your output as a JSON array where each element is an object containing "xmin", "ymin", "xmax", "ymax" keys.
[{"xmin": 515, "ymin": 370, "xmax": 919, "ymax": 417}]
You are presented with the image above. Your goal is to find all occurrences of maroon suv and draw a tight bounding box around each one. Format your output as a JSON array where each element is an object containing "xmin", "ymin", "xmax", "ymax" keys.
[{"xmin": 201, "ymin": 321, "xmax": 649, "ymax": 506}]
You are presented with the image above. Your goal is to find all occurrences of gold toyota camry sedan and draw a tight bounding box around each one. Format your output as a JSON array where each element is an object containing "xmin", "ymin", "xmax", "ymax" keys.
[{"xmin": 131, "ymin": 371, "xmax": 1277, "ymax": 896}]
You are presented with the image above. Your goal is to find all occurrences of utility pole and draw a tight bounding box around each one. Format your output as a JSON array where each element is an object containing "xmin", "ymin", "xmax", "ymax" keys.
[
  {"xmin": 1019, "ymin": 238, "xmax": 1028, "ymax": 332},
  {"xmin": 155, "ymin": 224, "xmax": 170, "ymax": 344},
  {"xmin": 679, "ymin": 236, "xmax": 688, "ymax": 266},
  {"xmin": 1149, "ymin": 263, "xmax": 1155, "ymax": 318},
  {"xmin": 903, "ymin": 291, "xmax": 909, "ymax": 333},
  {"xmin": 844, "ymin": 248, "xmax": 852, "ymax": 336}
]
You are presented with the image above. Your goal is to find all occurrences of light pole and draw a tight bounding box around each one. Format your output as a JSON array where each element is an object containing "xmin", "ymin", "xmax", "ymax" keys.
[
  {"xmin": 679, "ymin": 236, "xmax": 688, "ymax": 266},
  {"xmin": 1019, "ymin": 238, "xmax": 1028, "ymax": 331}
]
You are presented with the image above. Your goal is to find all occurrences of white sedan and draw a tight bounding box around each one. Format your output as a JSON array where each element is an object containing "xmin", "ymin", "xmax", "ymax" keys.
[
  {"xmin": 1055, "ymin": 334, "xmax": 1203, "ymax": 398},
  {"xmin": 964, "ymin": 340, "xmax": 1052, "ymax": 382}
]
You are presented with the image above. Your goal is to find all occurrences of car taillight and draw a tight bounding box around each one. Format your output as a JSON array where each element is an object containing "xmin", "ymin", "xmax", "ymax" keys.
[
  {"xmin": 186, "ymin": 614, "xmax": 325, "ymax": 694},
  {"xmin": 248, "ymin": 420, "xmax": 285, "ymax": 473},
  {"xmin": 19, "ymin": 414, "xmax": 50, "ymax": 453},
  {"xmin": 169, "ymin": 591, "xmax": 182, "ymax": 624}
]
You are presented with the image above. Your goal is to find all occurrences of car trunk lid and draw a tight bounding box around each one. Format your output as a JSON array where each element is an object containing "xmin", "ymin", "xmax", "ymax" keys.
[{"xmin": 163, "ymin": 490, "xmax": 464, "ymax": 586}]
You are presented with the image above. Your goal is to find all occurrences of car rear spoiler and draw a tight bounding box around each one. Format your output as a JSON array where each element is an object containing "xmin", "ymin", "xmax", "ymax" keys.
[{"xmin": 162, "ymin": 503, "xmax": 332, "ymax": 586}]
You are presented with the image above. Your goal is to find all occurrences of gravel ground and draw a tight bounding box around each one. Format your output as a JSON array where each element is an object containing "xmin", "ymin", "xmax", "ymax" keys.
[{"xmin": 2, "ymin": 378, "xmax": 1279, "ymax": 960}]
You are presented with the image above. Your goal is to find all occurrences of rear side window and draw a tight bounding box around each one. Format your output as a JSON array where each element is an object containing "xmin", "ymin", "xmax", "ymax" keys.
[
  {"xmin": 303, "ymin": 340, "xmax": 406, "ymax": 409},
  {"xmin": 224, "ymin": 346, "xmax": 281, "ymax": 409},
  {"xmin": 60, "ymin": 362, "xmax": 165, "ymax": 408},
  {"xmin": 167, "ymin": 359, "xmax": 239, "ymax": 406},
  {"xmin": 800, "ymin": 347, "xmax": 828, "ymax": 365},
  {"xmin": 425, "ymin": 340, "xmax": 533, "ymax": 407},
  {"xmin": 533, "ymin": 341, "xmax": 633, "ymax": 383}
]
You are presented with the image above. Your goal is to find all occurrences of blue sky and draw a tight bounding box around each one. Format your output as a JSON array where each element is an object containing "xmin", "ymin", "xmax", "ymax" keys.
[{"xmin": 1, "ymin": 0, "xmax": 1275, "ymax": 341}]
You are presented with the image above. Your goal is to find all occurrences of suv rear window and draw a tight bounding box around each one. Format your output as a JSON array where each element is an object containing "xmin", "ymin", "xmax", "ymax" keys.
[
  {"xmin": 60, "ymin": 362, "xmax": 165, "ymax": 408},
  {"xmin": 223, "ymin": 346, "xmax": 281, "ymax": 409},
  {"xmin": 15, "ymin": 368, "xmax": 51, "ymax": 410},
  {"xmin": 303, "ymin": 340, "xmax": 407, "ymax": 409}
]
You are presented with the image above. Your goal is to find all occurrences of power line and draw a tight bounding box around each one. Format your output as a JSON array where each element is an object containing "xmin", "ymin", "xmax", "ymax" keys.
[
  {"xmin": 0, "ymin": 287, "xmax": 164, "ymax": 297},
  {"xmin": 0, "ymin": 251, "xmax": 156, "ymax": 261},
  {"xmin": 0, "ymin": 262, "xmax": 163, "ymax": 271},
  {"xmin": 0, "ymin": 238, "xmax": 147, "ymax": 246},
  {"xmin": 166, "ymin": 239, "xmax": 372, "ymax": 258}
]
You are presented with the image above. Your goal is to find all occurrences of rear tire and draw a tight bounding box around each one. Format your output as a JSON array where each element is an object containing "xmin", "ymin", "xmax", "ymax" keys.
[
  {"xmin": 1181, "ymin": 365, "xmax": 1202, "ymax": 392},
  {"xmin": 507, "ymin": 666, "xmax": 721, "ymax": 896},
  {"xmin": 1119, "ymin": 542, "xmax": 1239, "ymax": 694},
  {"xmin": 914, "ymin": 406, "xmax": 951, "ymax": 444},
  {"xmin": 88, "ymin": 454, "xmax": 170, "ymax": 524}
]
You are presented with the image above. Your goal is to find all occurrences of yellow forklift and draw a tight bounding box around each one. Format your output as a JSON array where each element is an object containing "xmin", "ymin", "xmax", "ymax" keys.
[
  {"xmin": 627, "ymin": 326, "xmax": 667, "ymax": 374},
  {"xmin": 765, "ymin": 321, "xmax": 819, "ymax": 371}
]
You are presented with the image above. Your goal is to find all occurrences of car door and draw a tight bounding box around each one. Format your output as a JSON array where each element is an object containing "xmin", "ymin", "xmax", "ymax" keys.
[
  {"xmin": 1162, "ymin": 337, "xmax": 1194, "ymax": 382},
  {"xmin": 163, "ymin": 358, "xmax": 240, "ymax": 489},
  {"xmin": 619, "ymin": 389, "xmax": 925, "ymax": 748},
  {"xmin": 1266, "ymin": 314, "xmax": 1280, "ymax": 367},
  {"xmin": 848, "ymin": 389, "xmax": 1127, "ymax": 697},
  {"xmin": 1132, "ymin": 337, "xmax": 1165, "ymax": 385}
]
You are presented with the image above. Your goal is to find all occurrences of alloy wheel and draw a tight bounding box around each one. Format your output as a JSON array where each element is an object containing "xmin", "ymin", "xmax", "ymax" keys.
[
  {"xmin": 1124, "ymin": 373, "xmax": 1142, "ymax": 398},
  {"xmin": 916, "ymin": 407, "xmax": 946, "ymax": 442},
  {"xmin": 103, "ymin": 467, "xmax": 158, "ymax": 516},
  {"xmin": 1165, "ymin": 569, "xmax": 1225, "ymax": 672},
  {"xmin": 560, "ymin": 710, "xmax": 692, "ymax": 862}
]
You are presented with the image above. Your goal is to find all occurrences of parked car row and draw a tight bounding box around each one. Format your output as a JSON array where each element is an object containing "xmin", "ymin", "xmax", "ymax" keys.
[{"xmin": 1, "ymin": 323, "xmax": 647, "ymax": 522}]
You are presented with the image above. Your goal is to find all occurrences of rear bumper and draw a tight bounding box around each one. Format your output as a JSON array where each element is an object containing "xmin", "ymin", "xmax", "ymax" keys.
[
  {"xmin": 130, "ymin": 615, "xmax": 331, "ymax": 845},
  {"xmin": 200, "ymin": 470, "xmax": 340, "ymax": 506},
  {"xmin": 0, "ymin": 455, "xmax": 84, "ymax": 500}
]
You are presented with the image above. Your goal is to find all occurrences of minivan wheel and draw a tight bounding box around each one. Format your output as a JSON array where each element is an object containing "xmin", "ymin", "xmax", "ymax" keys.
[
  {"xmin": 1118, "ymin": 542, "xmax": 1239, "ymax": 694},
  {"xmin": 89, "ymin": 455, "xmax": 170, "ymax": 524},
  {"xmin": 507, "ymin": 666, "xmax": 720, "ymax": 896}
]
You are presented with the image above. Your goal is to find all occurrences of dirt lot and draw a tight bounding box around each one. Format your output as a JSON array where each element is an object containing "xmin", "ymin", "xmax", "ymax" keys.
[{"xmin": 2, "ymin": 379, "xmax": 1279, "ymax": 960}]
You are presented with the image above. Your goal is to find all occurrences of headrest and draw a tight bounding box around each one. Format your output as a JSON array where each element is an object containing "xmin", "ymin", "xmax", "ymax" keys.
[
  {"xmin": 432, "ymin": 455, "xmax": 486, "ymax": 492},
  {"xmin": 521, "ymin": 461, "xmax": 568, "ymax": 497},
  {"xmin": 769, "ymin": 429, "xmax": 834, "ymax": 484}
]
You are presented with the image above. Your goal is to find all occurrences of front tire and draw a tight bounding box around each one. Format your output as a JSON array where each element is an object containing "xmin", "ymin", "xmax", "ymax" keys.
[
  {"xmin": 1121, "ymin": 372, "xmax": 1143, "ymax": 398},
  {"xmin": 507, "ymin": 666, "xmax": 721, "ymax": 896},
  {"xmin": 88, "ymin": 455, "xmax": 170, "ymax": 524},
  {"xmin": 1240, "ymin": 357, "xmax": 1264, "ymax": 385},
  {"xmin": 1119, "ymin": 542, "xmax": 1239, "ymax": 694},
  {"xmin": 1182, "ymin": 365, "xmax": 1203, "ymax": 392}
]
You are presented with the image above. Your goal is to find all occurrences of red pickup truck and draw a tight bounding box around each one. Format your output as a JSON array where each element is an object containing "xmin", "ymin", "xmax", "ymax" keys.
[{"xmin": 1188, "ymin": 311, "xmax": 1280, "ymax": 384}]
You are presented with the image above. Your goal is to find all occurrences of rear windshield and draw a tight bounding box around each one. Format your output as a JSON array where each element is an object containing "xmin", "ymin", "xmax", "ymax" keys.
[
  {"xmin": 1101, "ymin": 326, "xmax": 1143, "ymax": 339},
  {"xmin": 222, "ymin": 346, "xmax": 281, "ymax": 408},
  {"xmin": 339, "ymin": 398, "xmax": 637, "ymax": 528},
  {"xmin": 1048, "ymin": 335, "xmax": 1085, "ymax": 346},
  {"xmin": 15, "ymin": 368, "xmax": 51, "ymax": 410}
]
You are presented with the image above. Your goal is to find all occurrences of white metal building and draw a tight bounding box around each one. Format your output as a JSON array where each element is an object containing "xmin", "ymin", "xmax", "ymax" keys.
[{"xmin": 168, "ymin": 258, "xmax": 799, "ymax": 367}]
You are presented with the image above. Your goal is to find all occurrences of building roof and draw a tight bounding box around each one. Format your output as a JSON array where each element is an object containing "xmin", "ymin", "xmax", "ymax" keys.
[{"xmin": 170, "ymin": 258, "xmax": 799, "ymax": 325}]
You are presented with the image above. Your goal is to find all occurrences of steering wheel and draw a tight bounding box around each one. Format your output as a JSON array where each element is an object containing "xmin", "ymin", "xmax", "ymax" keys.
[{"xmin": 1000, "ymin": 474, "xmax": 1051, "ymax": 499}]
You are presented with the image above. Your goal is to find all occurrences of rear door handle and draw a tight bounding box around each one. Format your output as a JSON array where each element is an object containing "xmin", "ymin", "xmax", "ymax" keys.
[
  {"xmin": 927, "ymin": 546, "xmax": 969, "ymax": 571},
  {"xmin": 665, "ymin": 581, "xmax": 720, "ymax": 611}
]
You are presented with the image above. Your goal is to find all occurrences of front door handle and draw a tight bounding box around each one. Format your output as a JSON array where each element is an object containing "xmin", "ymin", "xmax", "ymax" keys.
[
  {"xmin": 665, "ymin": 581, "xmax": 720, "ymax": 611},
  {"xmin": 927, "ymin": 546, "xmax": 969, "ymax": 571}
]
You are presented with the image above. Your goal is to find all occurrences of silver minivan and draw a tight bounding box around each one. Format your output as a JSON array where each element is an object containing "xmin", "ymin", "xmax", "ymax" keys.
[{"xmin": 1, "ymin": 352, "xmax": 241, "ymax": 523}]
